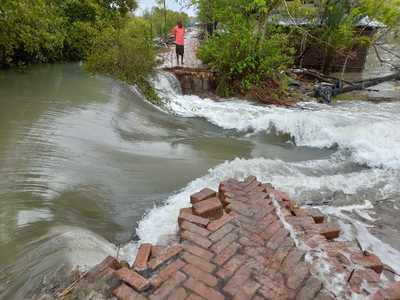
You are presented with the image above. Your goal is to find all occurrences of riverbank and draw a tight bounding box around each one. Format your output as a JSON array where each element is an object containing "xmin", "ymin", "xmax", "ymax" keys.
[{"xmin": 35, "ymin": 176, "xmax": 400, "ymax": 299}]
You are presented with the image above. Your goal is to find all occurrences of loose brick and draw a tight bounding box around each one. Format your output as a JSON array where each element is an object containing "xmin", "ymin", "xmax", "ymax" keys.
[
  {"xmin": 375, "ymin": 282, "xmax": 400, "ymax": 300},
  {"xmin": 181, "ymin": 220, "xmax": 210, "ymax": 237},
  {"xmin": 167, "ymin": 287, "xmax": 187, "ymax": 300},
  {"xmin": 182, "ymin": 252, "xmax": 216, "ymax": 273},
  {"xmin": 134, "ymin": 243, "xmax": 152, "ymax": 271},
  {"xmin": 350, "ymin": 252, "xmax": 383, "ymax": 273},
  {"xmin": 150, "ymin": 271, "xmax": 187, "ymax": 300},
  {"xmin": 179, "ymin": 212, "xmax": 209, "ymax": 227},
  {"xmin": 209, "ymin": 223, "xmax": 236, "ymax": 242},
  {"xmin": 182, "ymin": 243, "xmax": 215, "ymax": 261},
  {"xmin": 210, "ymin": 232, "xmax": 238, "ymax": 254},
  {"xmin": 182, "ymin": 264, "xmax": 219, "ymax": 287},
  {"xmin": 191, "ymin": 188, "xmax": 217, "ymax": 204},
  {"xmin": 213, "ymin": 241, "xmax": 240, "ymax": 266},
  {"xmin": 112, "ymin": 283, "xmax": 147, "ymax": 300},
  {"xmin": 207, "ymin": 212, "xmax": 234, "ymax": 232},
  {"xmin": 115, "ymin": 267, "xmax": 150, "ymax": 291},
  {"xmin": 148, "ymin": 244, "xmax": 183, "ymax": 270},
  {"xmin": 296, "ymin": 276, "xmax": 322, "ymax": 300},
  {"xmin": 181, "ymin": 230, "xmax": 212, "ymax": 249},
  {"xmin": 184, "ymin": 277, "xmax": 225, "ymax": 300},
  {"xmin": 317, "ymin": 224, "xmax": 341, "ymax": 240},
  {"xmin": 88, "ymin": 255, "xmax": 121, "ymax": 279},
  {"xmin": 150, "ymin": 259, "xmax": 186, "ymax": 288},
  {"xmin": 193, "ymin": 197, "xmax": 223, "ymax": 219}
]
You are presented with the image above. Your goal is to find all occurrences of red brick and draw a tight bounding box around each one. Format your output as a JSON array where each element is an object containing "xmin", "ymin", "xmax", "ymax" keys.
[
  {"xmin": 182, "ymin": 252, "xmax": 216, "ymax": 273},
  {"xmin": 150, "ymin": 259, "xmax": 186, "ymax": 288},
  {"xmin": 226, "ymin": 201, "xmax": 254, "ymax": 217},
  {"xmin": 296, "ymin": 276, "xmax": 323, "ymax": 300},
  {"xmin": 266, "ymin": 228, "xmax": 290, "ymax": 250},
  {"xmin": 244, "ymin": 175, "xmax": 257, "ymax": 185},
  {"xmin": 317, "ymin": 223, "xmax": 341, "ymax": 240},
  {"xmin": 182, "ymin": 243, "xmax": 215, "ymax": 261},
  {"xmin": 193, "ymin": 197, "xmax": 223, "ymax": 219},
  {"xmin": 213, "ymin": 242, "xmax": 240, "ymax": 266},
  {"xmin": 209, "ymin": 223, "xmax": 236, "ymax": 242},
  {"xmin": 184, "ymin": 277, "xmax": 225, "ymax": 300},
  {"xmin": 88, "ymin": 255, "xmax": 121, "ymax": 279},
  {"xmin": 186, "ymin": 293, "xmax": 205, "ymax": 300},
  {"xmin": 182, "ymin": 264, "xmax": 219, "ymax": 287},
  {"xmin": 181, "ymin": 220, "xmax": 210, "ymax": 237},
  {"xmin": 286, "ymin": 261, "xmax": 310, "ymax": 290},
  {"xmin": 216, "ymin": 254, "xmax": 246, "ymax": 279},
  {"xmin": 294, "ymin": 208, "xmax": 325, "ymax": 223},
  {"xmin": 134, "ymin": 243, "xmax": 152, "ymax": 271},
  {"xmin": 260, "ymin": 220, "xmax": 281, "ymax": 241},
  {"xmin": 210, "ymin": 232, "xmax": 238, "ymax": 254},
  {"xmin": 181, "ymin": 230, "xmax": 212, "ymax": 249},
  {"xmin": 115, "ymin": 267, "xmax": 150, "ymax": 291},
  {"xmin": 112, "ymin": 283, "xmax": 147, "ymax": 300},
  {"xmin": 281, "ymin": 248, "xmax": 306, "ymax": 274},
  {"xmin": 181, "ymin": 207, "xmax": 194, "ymax": 215},
  {"xmin": 233, "ymin": 280, "xmax": 260, "ymax": 300},
  {"xmin": 98, "ymin": 267, "xmax": 116, "ymax": 278},
  {"xmin": 207, "ymin": 212, "xmax": 234, "ymax": 232},
  {"xmin": 148, "ymin": 244, "xmax": 183, "ymax": 270},
  {"xmin": 151, "ymin": 245, "xmax": 165, "ymax": 258},
  {"xmin": 167, "ymin": 287, "xmax": 187, "ymax": 300},
  {"xmin": 223, "ymin": 264, "xmax": 253, "ymax": 296},
  {"xmin": 179, "ymin": 212, "xmax": 209, "ymax": 227},
  {"xmin": 257, "ymin": 274, "xmax": 294, "ymax": 299},
  {"xmin": 150, "ymin": 271, "xmax": 187, "ymax": 300},
  {"xmin": 350, "ymin": 252, "xmax": 383, "ymax": 273},
  {"xmin": 191, "ymin": 188, "xmax": 217, "ymax": 204}
]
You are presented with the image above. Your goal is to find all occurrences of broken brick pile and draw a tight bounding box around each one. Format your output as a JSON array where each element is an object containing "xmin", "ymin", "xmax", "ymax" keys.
[{"xmin": 87, "ymin": 176, "xmax": 400, "ymax": 300}]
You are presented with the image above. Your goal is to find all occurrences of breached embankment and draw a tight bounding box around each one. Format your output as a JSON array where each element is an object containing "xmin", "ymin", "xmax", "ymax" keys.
[{"xmin": 47, "ymin": 176, "xmax": 400, "ymax": 299}]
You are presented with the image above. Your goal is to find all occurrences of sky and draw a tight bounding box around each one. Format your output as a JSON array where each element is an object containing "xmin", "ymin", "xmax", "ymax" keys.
[{"xmin": 137, "ymin": 0, "xmax": 197, "ymax": 16}]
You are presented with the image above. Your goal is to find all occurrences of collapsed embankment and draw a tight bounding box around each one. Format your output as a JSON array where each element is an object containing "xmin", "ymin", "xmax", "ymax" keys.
[{"xmin": 35, "ymin": 177, "xmax": 400, "ymax": 300}]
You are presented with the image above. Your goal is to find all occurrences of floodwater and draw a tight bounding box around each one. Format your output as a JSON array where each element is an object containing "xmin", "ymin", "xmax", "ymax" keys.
[{"xmin": 0, "ymin": 47, "xmax": 400, "ymax": 298}]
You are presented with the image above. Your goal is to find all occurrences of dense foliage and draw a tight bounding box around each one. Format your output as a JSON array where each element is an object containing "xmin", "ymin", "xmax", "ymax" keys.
[
  {"xmin": 196, "ymin": 0, "xmax": 294, "ymax": 96},
  {"xmin": 143, "ymin": 7, "xmax": 190, "ymax": 38},
  {"xmin": 0, "ymin": 0, "xmax": 137, "ymax": 67},
  {"xmin": 85, "ymin": 18, "xmax": 158, "ymax": 102}
]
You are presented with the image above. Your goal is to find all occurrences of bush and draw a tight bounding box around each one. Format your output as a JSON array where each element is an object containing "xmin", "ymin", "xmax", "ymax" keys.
[
  {"xmin": 198, "ymin": 25, "xmax": 294, "ymax": 96},
  {"xmin": 85, "ymin": 19, "xmax": 159, "ymax": 102}
]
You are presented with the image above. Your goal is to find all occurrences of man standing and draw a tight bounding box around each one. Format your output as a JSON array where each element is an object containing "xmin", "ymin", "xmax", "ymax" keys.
[{"xmin": 171, "ymin": 20, "xmax": 185, "ymax": 66}]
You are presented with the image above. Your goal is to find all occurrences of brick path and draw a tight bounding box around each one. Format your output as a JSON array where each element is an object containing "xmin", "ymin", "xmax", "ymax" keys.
[
  {"xmin": 86, "ymin": 176, "xmax": 400, "ymax": 300},
  {"xmin": 158, "ymin": 30, "xmax": 206, "ymax": 69}
]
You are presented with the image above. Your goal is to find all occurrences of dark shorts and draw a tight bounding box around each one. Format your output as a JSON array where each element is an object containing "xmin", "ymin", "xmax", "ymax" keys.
[{"xmin": 176, "ymin": 44, "xmax": 184, "ymax": 56}]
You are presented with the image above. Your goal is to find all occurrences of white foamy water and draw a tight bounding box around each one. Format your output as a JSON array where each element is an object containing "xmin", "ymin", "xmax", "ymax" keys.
[{"xmin": 153, "ymin": 72, "xmax": 400, "ymax": 170}]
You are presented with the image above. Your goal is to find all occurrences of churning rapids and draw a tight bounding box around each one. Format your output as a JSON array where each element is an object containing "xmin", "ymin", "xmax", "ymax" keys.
[{"xmin": 1, "ymin": 64, "xmax": 400, "ymax": 299}]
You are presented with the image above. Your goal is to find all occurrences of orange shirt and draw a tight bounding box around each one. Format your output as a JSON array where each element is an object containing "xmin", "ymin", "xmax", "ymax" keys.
[{"xmin": 172, "ymin": 26, "xmax": 185, "ymax": 46}]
